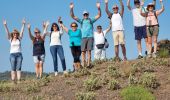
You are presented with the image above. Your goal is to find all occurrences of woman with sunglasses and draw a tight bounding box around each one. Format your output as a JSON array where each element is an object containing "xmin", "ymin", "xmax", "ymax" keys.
[
  {"xmin": 44, "ymin": 20, "xmax": 67, "ymax": 76},
  {"xmin": 105, "ymin": 0, "xmax": 127, "ymax": 61},
  {"xmin": 27, "ymin": 23, "xmax": 46, "ymax": 79},
  {"xmin": 60, "ymin": 22, "xmax": 82, "ymax": 71},
  {"xmin": 140, "ymin": 0, "xmax": 164, "ymax": 58},
  {"xmin": 3, "ymin": 19, "xmax": 26, "ymax": 83}
]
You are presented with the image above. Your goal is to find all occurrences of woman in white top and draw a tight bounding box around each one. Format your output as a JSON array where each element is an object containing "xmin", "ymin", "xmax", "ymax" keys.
[
  {"xmin": 94, "ymin": 23, "xmax": 111, "ymax": 60},
  {"xmin": 44, "ymin": 19, "xmax": 67, "ymax": 76},
  {"xmin": 3, "ymin": 19, "xmax": 25, "ymax": 83}
]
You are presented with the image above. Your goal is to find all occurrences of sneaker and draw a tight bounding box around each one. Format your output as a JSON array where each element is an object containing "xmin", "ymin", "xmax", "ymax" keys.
[
  {"xmin": 63, "ymin": 71, "xmax": 68, "ymax": 75},
  {"xmin": 152, "ymin": 53, "xmax": 157, "ymax": 58},
  {"xmin": 138, "ymin": 55, "xmax": 143, "ymax": 59},
  {"xmin": 55, "ymin": 72, "xmax": 58, "ymax": 76}
]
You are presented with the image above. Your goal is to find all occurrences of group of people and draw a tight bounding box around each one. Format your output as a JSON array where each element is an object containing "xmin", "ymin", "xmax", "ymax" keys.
[{"xmin": 2, "ymin": 0, "xmax": 164, "ymax": 83}]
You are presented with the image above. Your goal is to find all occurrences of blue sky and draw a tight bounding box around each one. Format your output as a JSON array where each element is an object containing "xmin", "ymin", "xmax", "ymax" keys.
[{"xmin": 0, "ymin": 0, "xmax": 169, "ymax": 73}]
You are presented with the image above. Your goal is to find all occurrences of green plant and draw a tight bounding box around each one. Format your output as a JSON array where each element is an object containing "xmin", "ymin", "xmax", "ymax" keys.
[
  {"xmin": 140, "ymin": 72, "xmax": 159, "ymax": 89},
  {"xmin": 108, "ymin": 79, "xmax": 120, "ymax": 90},
  {"xmin": 108, "ymin": 65, "xmax": 121, "ymax": 78},
  {"xmin": 128, "ymin": 74, "xmax": 138, "ymax": 85},
  {"xmin": 75, "ymin": 92, "xmax": 96, "ymax": 100},
  {"xmin": 73, "ymin": 68, "xmax": 91, "ymax": 78},
  {"xmin": 158, "ymin": 48, "xmax": 169, "ymax": 58},
  {"xmin": 32, "ymin": 96, "xmax": 44, "ymax": 100},
  {"xmin": 83, "ymin": 75, "xmax": 100, "ymax": 91},
  {"xmin": 65, "ymin": 80, "xmax": 75, "ymax": 86},
  {"xmin": 121, "ymin": 86, "xmax": 155, "ymax": 100}
]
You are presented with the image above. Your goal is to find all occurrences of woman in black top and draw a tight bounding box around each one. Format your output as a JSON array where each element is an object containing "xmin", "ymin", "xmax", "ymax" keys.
[{"xmin": 27, "ymin": 23, "xmax": 46, "ymax": 79}]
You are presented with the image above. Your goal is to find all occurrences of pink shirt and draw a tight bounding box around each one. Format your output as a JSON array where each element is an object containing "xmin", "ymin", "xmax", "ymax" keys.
[{"xmin": 146, "ymin": 12, "xmax": 159, "ymax": 26}]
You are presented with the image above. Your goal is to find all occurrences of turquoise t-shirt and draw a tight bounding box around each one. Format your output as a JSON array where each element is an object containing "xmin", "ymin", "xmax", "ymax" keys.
[
  {"xmin": 68, "ymin": 29, "xmax": 82, "ymax": 47},
  {"xmin": 77, "ymin": 18, "xmax": 96, "ymax": 38}
]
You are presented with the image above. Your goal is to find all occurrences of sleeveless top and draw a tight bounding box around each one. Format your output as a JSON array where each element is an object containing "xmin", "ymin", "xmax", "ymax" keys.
[
  {"xmin": 146, "ymin": 12, "xmax": 159, "ymax": 27},
  {"xmin": 10, "ymin": 39, "xmax": 21, "ymax": 54},
  {"xmin": 111, "ymin": 13, "xmax": 124, "ymax": 32},
  {"xmin": 33, "ymin": 38, "xmax": 45, "ymax": 56}
]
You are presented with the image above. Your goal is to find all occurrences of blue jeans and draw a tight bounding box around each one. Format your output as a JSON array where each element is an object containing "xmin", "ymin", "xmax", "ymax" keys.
[
  {"xmin": 10, "ymin": 53, "xmax": 23, "ymax": 71},
  {"xmin": 50, "ymin": 45, "xmax": 66, "ymax": 72}
]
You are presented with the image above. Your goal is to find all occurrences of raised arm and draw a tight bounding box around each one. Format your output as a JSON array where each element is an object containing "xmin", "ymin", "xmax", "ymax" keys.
[
  {"xmin": 119, "ymin": 0, "xmax": 124, "ymax": 17},
  {"xmin": 42, "ymin": 21, "xmax": 50, "ymax": 40},
  {"xmin": 20, "ymin": 18, "xmax": 26, "ymax": 39},
  {"xmin": 127, "ymin": 0, "xmax": 132, "ymax": 11},
  {"xmin": 153, "ymin": 0, "xmax": 156, "ymax": 7},
  {"xmin": 3, "ymin": 20, "xmax": 11, "ymax": 40},
  {"xmin": 70, "ymin": 3, "xmax": 79, "ymax": 21},
  {"xmin": 156, "ymin": 0, "xmax": 165, "ymax": 16},
  {"xmin": 95, "ymin": 2, "xmax": 101, "ymax": 20},
  {"xmin": 60, "ymin": 23, "xmax": 69, "ymax": 33},
  {"xmin": 105, "ymin": 0, "xmax": 112, "ymax": 18},
  {"xmin": 105, "ymin": 21, "xmax": 112, "ymax": 33},
  {"xmin": 140, "ymin": 1, "xmax": 147, "ymax": 17},
  {"xmin": 27, "ymin": 23, "xmax": 34, "ymax": 41}
]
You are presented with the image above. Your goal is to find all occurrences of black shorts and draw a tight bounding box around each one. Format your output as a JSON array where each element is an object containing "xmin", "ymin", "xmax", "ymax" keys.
[
  {"xmin": 134, "ymin": 25, "xmax": 147, "ymax": 40},
  {"xmin": 70, "ymin": 46, "xmax": 81, "ymax": 63}
]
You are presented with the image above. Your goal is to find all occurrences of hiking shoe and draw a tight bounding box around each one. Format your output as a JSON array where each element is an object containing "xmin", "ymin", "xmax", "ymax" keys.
[
  {"xmin": 55, "ymin": 72, "xmax": 58, "ymax": 76},
  {"xmin": 147, "ymin": 54, "xmax": 152, "ymax": 58},
  {"xmin": 113, "ymin": 57, "xmax": 122, "ymax": 62},
  {"xmin": 152, "ymin": 53, "xmax": 157, "ymax": 58},
  {"xmin": 63, "ymin": 71, "xmax": 68, "ymax": 75},
  {"xmin": 138, "ymin": 55, "xmax": 143, "ymax": 59}
]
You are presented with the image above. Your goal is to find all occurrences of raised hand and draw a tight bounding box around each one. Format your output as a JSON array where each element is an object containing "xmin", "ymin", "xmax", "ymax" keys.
[
  {"xmin": 46, "ymin": 21, "xmax": 50, "ymax": 27},
  {"xmin": 141, "ymin": 0, "xmax": 144, "ymax": 6},
  {"xmin": 3, "ymin": 20, "xmax": 7, "ymax": 25},
  {"xmin": 22, "ymin": 18, "xmax": 26, "ymax": 24},
  {"xmin": 96, "ymin": 2, "xmax": 100, "ymax": 8},
  {"xmin": 160, "ymin": 0, "xmax": 163, "ymax": 2},
  {"xmin": 104, "ymin": 0, "xmax": 108, "ymax": 3},
  {"xmin": 27, "ymin": 23, "xmax": 31, "ymax": 29},
  {"xmin": 70, "ymin": 3, "xmax": 74, "ymax": 9}
]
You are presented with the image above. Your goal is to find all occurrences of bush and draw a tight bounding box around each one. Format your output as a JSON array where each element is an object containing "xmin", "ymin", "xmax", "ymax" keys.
[
  {"xmin": 121, "ymin": 86, "xmax": 155, "ymax": 100},
  {"xmin": 75, "ymin": 92, "xmax": 96, "ymax": 100},
  {"xmin": 128, "ymin": 74, "xmax": 138, "ymax": 85},
  {"xmin": 108, "ymin": 79, "xmax": 120, "ymax": 90},
  {"xmin": 108, "ymin": 65, "xmax": 121, "ymax": 78},
  {"xmin": 73, "ymin": 68, "xmax": 91, "ymax": 78},
  {"xmin": 83, "ymin": 75, "xmax": 100, "ymax": 91},
  {"xmin": 140, "ymin": 72, "xmax": 159, "ymax": 89},
  {"xmin": 158, "ymin": 48, "xmax": 169, "ymax": 58}
]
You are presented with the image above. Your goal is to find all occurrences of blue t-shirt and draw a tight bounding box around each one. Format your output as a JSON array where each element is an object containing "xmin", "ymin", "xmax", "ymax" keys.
[
  {"xmin": 68, "ymin": 29, "xmax": 82, "ymax": 47},
  {"xmin": 77, "ymin": 18, "xmax": 96, "ymax": 38}
]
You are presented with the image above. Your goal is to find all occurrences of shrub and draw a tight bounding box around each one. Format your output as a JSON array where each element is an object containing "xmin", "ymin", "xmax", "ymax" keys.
[
  {"xmin": 128, "ymin": 74, "xmax": 138, "ymax": 85},
  {"xmin": 140, "ymin": 72, "xmax": 159, "ymax": 89},
  {"xmin": 108, "ymin": 79, "xmax": 120, "ymax": 90},
  {"xmin": 83, "ymin": 75, "xmax": 100, "ymax": 91},
  {"xmin": 75, "ymin": 92, "xmax": 96, "ymax": 100},
  {"xmin": 73, "ymin": 68, "xmax": 91, "ymax": 78},
  {"xmin": 108, "ymin": 65, "xmax": 121, "ymax": 78},
  {"xmin": 158, "ymin": 48, "xmax": 169, "ymax": 58},
  {"xmin": 121, "ymin": 86, "xmax": 155, "ymax": 100}
]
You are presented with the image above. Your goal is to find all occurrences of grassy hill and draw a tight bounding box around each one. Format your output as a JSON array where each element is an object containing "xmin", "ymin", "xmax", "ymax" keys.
[{"xmin": 0, "ymin": 57, "xmax": 169, "ymax": 100}]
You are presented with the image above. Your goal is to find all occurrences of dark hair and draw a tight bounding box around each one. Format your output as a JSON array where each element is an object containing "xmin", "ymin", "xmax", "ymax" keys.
[
  {"xmin": 97, "ymin": 25, "xmax": 102, "ymax": 29},
  {"xmin": 147, "ymin": 4, "xmax": 155, "ymax": 11},
  {"xmin": 51, "ymin": 23, "xmax": 60, "ymax": 32},
  {"xmin": 70, "ymin": 22, "xmax": 78, "ymax": 27},
  {"xmin": 134, "ymin": 0, "xmax": 140, "ymax": 4}
]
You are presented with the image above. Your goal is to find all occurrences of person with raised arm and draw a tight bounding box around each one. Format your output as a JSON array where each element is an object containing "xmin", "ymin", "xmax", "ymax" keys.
[
  {"xmin": 94, "ymin": 22, "xmax": 111, "ymax": 60},
  {"xmin": 70, "ymin": 2, "xmax": 101, "ymax": 68},
  {"xmin": 60, "ymin": 21, "xmax": 82, "ymax": 71},
  {"xmin": 3, "ymin": 19, "xmax": 26, "ymax": 83},
  {"xmin": 105, "ymin": 0, "xmax": 127, "ymax": 61},
  {"xmin": 44, "ymin": 19, "xmax": 68, "ymax": 76},
  {"xmin": 140, "ymin": 0, "xmax": 165, "ymax": 58},
  {"xmin": 27, "ymin": 22, "xmax": 46, "ymax": 79}
]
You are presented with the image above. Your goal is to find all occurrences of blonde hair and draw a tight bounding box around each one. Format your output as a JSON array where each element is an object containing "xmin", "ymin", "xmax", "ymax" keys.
[{"xmin": 11, "ymin": 29, "xmax": 20, "ymax": 39}]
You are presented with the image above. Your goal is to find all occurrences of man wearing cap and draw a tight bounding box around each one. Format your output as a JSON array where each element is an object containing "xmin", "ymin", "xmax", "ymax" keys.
[
  {"xmin": 105, "ymin": 0, "xmax": 127, "ymax": 61},
  {"xmin": 127, "ymin": 0, "xmax": 156, "ymax": 59},
  {"xmin": 70, "ymin": 2, "xmax": 101, "ymax": 67}
]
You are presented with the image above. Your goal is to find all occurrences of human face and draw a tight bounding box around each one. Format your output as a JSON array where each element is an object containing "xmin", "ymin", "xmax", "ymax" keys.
[
  {"xmin": 113, "ymin": 7, "xmax": 118, "ymax": 14},
  {"xmin": 148, "ymin": 6, "xmax": 154, "ymax": 12},
  {"xmin": 71, "ymin": 24, "xmax": 77, "ymax": 31},
  {"xmin": 34, "ymin": 31, "xmax": 41, "ymax": 38},
  {"xmin": 52, "ymin": 25, "xmax": 58, "ymax": 32},
  {"xmin": 97, "ymin": 27, "xmax": 102, "ymax": 33},
  {"xmin": 83, "ymin": 13, "xmax": 89, "ymax": 19},
  {"xmin": 13, "ymin": 32, "xmax": 19, "ymax": 39},
  {"xmin": 135, "ymin": 3, "xmax": 140, "ymax": 8}
]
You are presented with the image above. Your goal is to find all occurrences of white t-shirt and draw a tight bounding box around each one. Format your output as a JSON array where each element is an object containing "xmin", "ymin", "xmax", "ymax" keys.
[
  {"xmin": 10, "ymin": 39, "xmax": 21, "ymax": 54},
  {"xmin": 111, "ymin": 13, "xmax": 124, "ymax": 32},
  {"xmin": 47, "ymin": 30, "xmax": 63, "ymax": 46},
  {"xmin": 94, "ymin": 30, "xmax": 107, "ymax": 45},
  {"xmin": 132, "ymin": 8, "xmax": 146, "ymax": 27}
]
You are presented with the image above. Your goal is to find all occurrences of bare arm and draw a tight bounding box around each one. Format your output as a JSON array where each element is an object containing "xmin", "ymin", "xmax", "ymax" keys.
[
  {"xmin": 60, "ymin": 24, "xmax": 69, "ymax": 33},
  {"xmin": 70, "ymin": 3, "xmax": 79, "ymax": 21},
  {"xmin": 127, "ymin": 0, "xmax": 132, "ymax": 11},
  {"xmin": 140, "ymin": 2, "xmax": 147, "ymax": 17},
  {"xmin": 156, "ymin": 0, "xmax": 165, "ymax": 16},
  {"xmin": 3, "ymin": 20, "xmax": 11, "ymax": 40},
  {"xmin": 27, "ymin": 23, "xmax": 34, "ymax": 41},
  {"xmin": 105, "ymin": 0, "xmax": 112, "ymax": 18},
  {"xmin": 42, "ymin": 21, "xmax": 49, "ymax": 40},
  {"xmin": 95, "ymin": 2, "xmax": 101, "ymax": 20},
  {"xmin": 20, "ymin": 18, "xmax": 26, "ymax": 39},
  {"xmin": 153, "ymin": 0, "xmax": 156, "ymax": 7},
  {"xmin": 119, "ymin": 0, "xmax": 124, "ymax": 17},
  {"xmin": 105, "ymin": 21, "xmax": 112, "ymax": 33}
]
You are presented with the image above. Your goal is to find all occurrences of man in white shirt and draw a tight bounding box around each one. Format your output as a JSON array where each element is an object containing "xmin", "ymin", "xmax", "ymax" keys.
[
  {"xmin": 105, "ymin": 0, "xmax": 127, "ymax": 61},
  {"xmin": 94, "ymin": 24, "xmax": 111, "ymax": 60}
]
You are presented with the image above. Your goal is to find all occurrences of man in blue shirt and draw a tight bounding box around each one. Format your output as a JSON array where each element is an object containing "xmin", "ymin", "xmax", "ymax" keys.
[{"xmin": 70, "ymin": 2, "xmax": 101, "ymax": 67}]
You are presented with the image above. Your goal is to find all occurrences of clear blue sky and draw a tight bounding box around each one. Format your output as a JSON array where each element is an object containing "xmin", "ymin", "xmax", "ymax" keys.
[{"xmin": 0, "ymin": 0, "xmax": 169, "ymax": 72}]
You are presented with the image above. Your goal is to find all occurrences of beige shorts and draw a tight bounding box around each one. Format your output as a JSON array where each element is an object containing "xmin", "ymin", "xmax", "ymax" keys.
[
  {"xmin": 112, "ymin": 31, "xmax": 125, "ymax": 46},
  {"xmin": 147, "ymin": 26, "xmax": 159, "ymax": 37}
]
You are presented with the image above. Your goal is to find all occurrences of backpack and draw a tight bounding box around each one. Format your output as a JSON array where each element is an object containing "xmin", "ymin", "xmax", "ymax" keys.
[{"xmin": 81, "ymin": 18, "xmax": 93, "ymax": 29}]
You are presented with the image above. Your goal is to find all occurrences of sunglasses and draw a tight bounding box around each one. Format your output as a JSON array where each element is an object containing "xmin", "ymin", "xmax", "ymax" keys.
[
  {"xmin": 34, "ymin": 32, "xmax": 40, "ymax": 34},
  {"xmin": 83, "ymin": 14, "xmax": 89, "ymax": 16},
  {"xmin": 113, "ymin": 7, "xmax": 118, "ymax": 10},
  {"xmin": 71, "ymin": 25, "xmax": 77, "ymax": 27}
]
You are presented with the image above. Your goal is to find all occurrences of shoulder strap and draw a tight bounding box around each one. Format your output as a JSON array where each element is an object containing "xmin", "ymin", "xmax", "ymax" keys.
[{"xmin": 81, "ymin": 18, "xmax": 93, "ymax": 28}]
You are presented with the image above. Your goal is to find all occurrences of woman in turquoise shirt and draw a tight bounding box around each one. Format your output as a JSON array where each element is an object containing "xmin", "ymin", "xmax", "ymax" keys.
[{"xmin": 61, "ymin": 22, "xmax": 82, "ymax": 71}]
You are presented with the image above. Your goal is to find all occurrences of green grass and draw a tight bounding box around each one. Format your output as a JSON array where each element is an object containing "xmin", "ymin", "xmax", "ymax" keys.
[
  {"xmin": 75, "ymin": 92, "xmax": 96, "ymax": 100},
  {"xmin": 121, "ymin": 86, "xmax": 155, "ymax": 100},
  {"xmin": 158, "ymin": 48, "xmax": 169, "ymax": 58}
]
